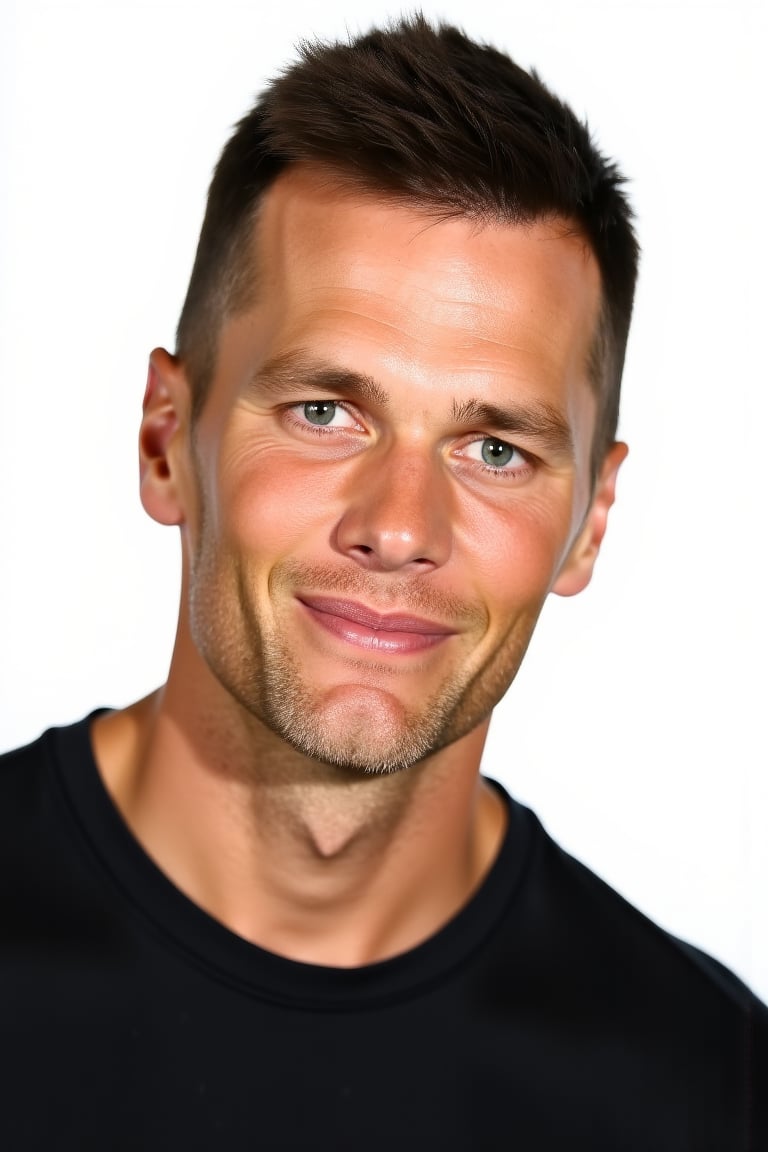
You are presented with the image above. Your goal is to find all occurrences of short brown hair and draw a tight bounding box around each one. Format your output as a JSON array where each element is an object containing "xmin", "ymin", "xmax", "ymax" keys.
[{"xmin": 176, "ymin": 16, "xmax": 638, "ymax": 465}]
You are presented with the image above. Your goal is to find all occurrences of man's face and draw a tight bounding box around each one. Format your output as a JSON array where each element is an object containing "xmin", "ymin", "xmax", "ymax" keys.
[{"xmin": 172, "ymin": 168, "xmax": 617, "ymax": 773}]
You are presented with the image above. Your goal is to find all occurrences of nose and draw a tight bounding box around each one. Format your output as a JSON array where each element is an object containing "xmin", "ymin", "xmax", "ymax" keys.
[{"xmin": 334, "ymin": 446, "xmax": 453, "ymax": 574}]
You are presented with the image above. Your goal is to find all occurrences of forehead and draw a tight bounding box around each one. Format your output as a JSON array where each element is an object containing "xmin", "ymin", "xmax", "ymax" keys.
[
  {"xmin": 202, "ymin": 167, "xmax": 603, "ymax": 473},
  {"xmin": 247, "ymin": 167, "xmax": 602, "ymax": 391}
]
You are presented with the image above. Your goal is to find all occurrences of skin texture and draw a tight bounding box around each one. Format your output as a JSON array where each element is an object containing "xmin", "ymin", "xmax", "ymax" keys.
[{"xmin": 93, "ymin": 167, "xmax": 626, "ymax": 966}]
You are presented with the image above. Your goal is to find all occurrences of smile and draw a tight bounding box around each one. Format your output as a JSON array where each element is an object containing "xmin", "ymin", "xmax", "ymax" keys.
[{"xmin": 297, "ymin": 596, "xmax": 456, "ymax": 654}]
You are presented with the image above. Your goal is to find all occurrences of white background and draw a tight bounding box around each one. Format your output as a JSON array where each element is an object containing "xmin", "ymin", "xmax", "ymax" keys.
[{"xmin": 1, "ymin": 0, "xmax": 766, "ymax": 1002}]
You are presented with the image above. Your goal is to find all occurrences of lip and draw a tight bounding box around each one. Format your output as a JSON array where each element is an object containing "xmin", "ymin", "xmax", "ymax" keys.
[{"xmin": 297, "ymin": 596, "xmax": 456, "ymax": 654}]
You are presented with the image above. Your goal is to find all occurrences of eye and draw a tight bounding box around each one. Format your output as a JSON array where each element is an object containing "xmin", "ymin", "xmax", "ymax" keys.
[
  {"xmin": 303, "ymin": 401, "xmax": 337, "ymax": 426},
  {"xmin": 291, "ymin": 401, "xmax": 360, "ymax": 429},
  {"xmin": 479, "ymin": 438, "xmax": 516, "ymax": 467},
  {"xmin": 463, "ymin": 436, "xmax": 529, "ymax": 472}
]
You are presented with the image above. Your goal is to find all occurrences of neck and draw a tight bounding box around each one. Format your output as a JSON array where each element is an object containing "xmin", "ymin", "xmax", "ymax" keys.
[{"xmin": 92, "ymin": 650, "xmax": 506, "ymax": 967}]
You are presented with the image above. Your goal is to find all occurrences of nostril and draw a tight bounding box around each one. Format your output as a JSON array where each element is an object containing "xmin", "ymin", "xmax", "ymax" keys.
[{"xmin": 346, "ymin": 544, "xmax": 376, "ymax": 564}]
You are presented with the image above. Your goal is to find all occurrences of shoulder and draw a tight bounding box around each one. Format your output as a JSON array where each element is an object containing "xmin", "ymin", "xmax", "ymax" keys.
[
  {"xmin": 536, "ymin": 810, "xmax": 767, "ymax": 1050},
  {"xmin": 487, "ymin": 789, "xmax": 768, "ymax": 1138},
  {"xmin": 0, "ymin": 714, "xmax": 103, "ymax": 864},
  {"xmin": 490, "ymin": 784, "xmax": 766, "ymax": 1034},
  {"xmin": 0, "ymin": 726, "xmax": 56, "ymax": 813},
  {"xmin": 537, "ymin": 811, "xmax": 761, "ymax": 994}
]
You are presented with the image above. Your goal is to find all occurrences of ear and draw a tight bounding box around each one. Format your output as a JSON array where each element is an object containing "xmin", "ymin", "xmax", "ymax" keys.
[
  {"xmin": 552, "ymin": 440, "xmax": 628, "ymax": 598},
  {"xmin": 139, "ymin": 348, "xmax": 191, "ymax": 526}
]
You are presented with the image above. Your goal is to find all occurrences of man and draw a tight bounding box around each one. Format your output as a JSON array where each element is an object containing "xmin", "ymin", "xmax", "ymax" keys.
[{"xmin": 1, "ymin": 16, "xmax": 764, "ymax": 1150}]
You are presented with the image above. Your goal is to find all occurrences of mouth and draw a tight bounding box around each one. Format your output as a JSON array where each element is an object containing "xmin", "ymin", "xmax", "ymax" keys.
[{"xmin": 297, "ymin": 595, "xmax": 456, "ymax": 654}]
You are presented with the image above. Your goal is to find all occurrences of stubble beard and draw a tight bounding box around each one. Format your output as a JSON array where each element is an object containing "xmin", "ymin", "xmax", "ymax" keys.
[
  {"xmin": 253, "ymin": 633, "xmax": 463, "ymax": 774},
  {"xmin": 187, "ymin": 479, "xmax": 535, "ymax": 775},
  {"xmin": 190, "ymin": 554, "xmax": 536, "ymax": 777}
]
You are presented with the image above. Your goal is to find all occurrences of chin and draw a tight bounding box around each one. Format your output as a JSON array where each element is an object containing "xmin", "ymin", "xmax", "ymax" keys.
[{"xmin": 270, "ymin": 684, "xmax": 437, "ymax": 775}]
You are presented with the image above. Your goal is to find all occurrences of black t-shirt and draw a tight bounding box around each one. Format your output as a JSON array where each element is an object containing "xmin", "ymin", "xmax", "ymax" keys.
[{"xmin": 1, "ymin": 715, "xmax": 766, "ymax": 1150}]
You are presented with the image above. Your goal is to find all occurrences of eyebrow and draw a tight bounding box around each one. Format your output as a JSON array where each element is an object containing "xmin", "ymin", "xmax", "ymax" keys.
[
  {"xmin": 249, "ymin": 352, "xmax": 389, "ymax": 408},
  {"xmin": 249, "ymin": 350, "xmax": 574, "ymax": 458},
  {"xmin": 450, "ymin": 397, "xmax": 574, "ymax": 458}
]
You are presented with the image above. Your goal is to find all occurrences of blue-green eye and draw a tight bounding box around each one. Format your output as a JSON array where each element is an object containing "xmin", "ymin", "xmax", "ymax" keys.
[
  {"xmin": 480, "ymin": 438, "xmax": 516, "ymax": 467},
  {"xmin": 303, "ymin": 401, "xmax": 337, "ymax": 426}
]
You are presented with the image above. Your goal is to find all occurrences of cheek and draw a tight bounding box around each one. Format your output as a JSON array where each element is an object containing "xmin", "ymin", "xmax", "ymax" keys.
[
  {"xmin": 459, "ymin": 493, "xmax": 576, "ymax": 611},
  {"xmin": 215, "ymin": 444, "xmax": 349, "ymax": 557}
]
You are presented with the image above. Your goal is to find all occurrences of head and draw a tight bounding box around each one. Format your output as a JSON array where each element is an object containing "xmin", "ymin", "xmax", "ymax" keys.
[
  {"xmin": 142, "ymin": 18, "xmax": 638, "ymax": 775},
  {"xmin": 176, "ymin": 16, "xmax": 638, "ymax": 474}
]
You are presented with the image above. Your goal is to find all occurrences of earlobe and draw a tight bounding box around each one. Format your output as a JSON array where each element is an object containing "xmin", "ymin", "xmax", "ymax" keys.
[
  {"xmin": 139, "ymin": 348, "xmax": 191, "ymax": 527},
  {"xmin": 552, "ymin": 441, "xmax": 628, "ymax": 598}
]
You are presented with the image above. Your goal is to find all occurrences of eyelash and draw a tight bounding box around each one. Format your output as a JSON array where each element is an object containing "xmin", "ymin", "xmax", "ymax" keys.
[
  {"xmin": 463, "ymin": 440, "xmax": 535, "ymax": 480},
  {"xmin": 283, "ymin": 402, "xmax": 536, "ymax": 479},
  {"xmin": 283, "ymin": 402, "xmax": 362, "ymax": 436}
]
